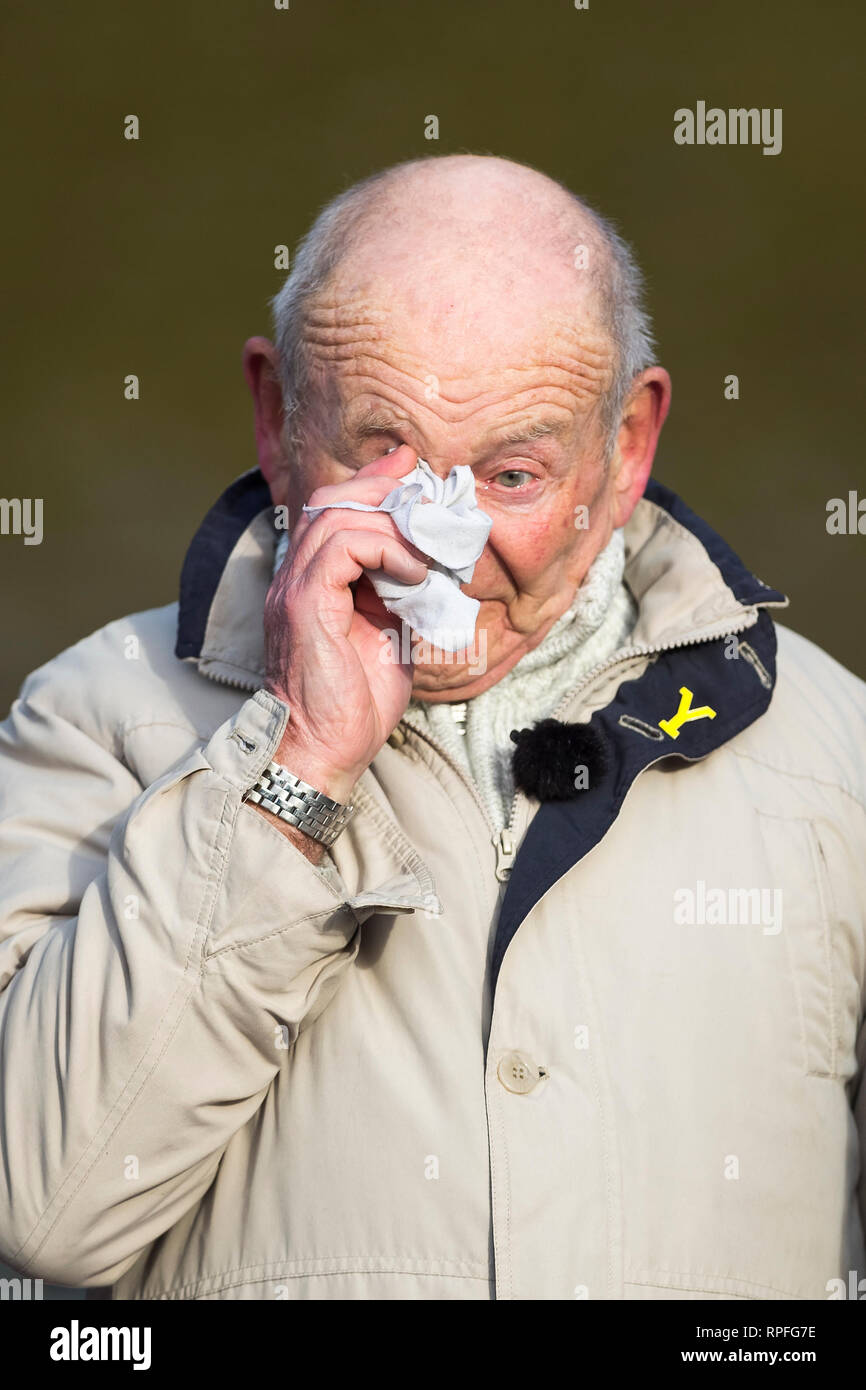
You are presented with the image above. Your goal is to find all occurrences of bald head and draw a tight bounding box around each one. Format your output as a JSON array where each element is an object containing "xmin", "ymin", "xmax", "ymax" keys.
[
  {"xmin": 327, "ymin": 155, "xmax": 610, "ymax": 279},
  {"xmin": 272, "ymin": 154, "xmax": 654, "ymax": 458}
]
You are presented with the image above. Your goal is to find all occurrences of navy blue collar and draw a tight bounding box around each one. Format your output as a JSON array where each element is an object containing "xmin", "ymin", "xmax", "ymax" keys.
[
  {"xmin": 641, "ymin": 478, "xmax": 784, "ymax": 609},
  {"xmin": 175, "ymin": 468, "xmax": 271, "ymax": 661}
]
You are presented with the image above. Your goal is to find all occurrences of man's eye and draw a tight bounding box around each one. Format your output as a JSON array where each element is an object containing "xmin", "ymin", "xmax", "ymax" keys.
[{"xmin": 494, "ymin": 470, "xmax": 534, "ymax": 489}]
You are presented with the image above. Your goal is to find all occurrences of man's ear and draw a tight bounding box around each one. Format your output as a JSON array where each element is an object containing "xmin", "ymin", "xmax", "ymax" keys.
[
  {"xmin": 609, "ymin": 367, "xmax": 672, "ymax": 528},
  {"xmin": 242, "ymin": 337, "xmax": 289, "ymax": 503}
]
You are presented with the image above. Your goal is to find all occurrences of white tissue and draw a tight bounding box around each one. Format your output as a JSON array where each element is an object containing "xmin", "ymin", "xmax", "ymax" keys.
[{"xmin": 302, "ymin": 459, "xmax": 492, "ymax": 652}]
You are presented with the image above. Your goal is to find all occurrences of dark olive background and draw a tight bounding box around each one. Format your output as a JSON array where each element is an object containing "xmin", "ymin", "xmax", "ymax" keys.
[
  {"xmin": 1, "ymin": 0, "xmax": 864, "ymax": 716},
  {"xmin": 0, "ymin": 0, "xmax": 863, "ymax": 1299}
]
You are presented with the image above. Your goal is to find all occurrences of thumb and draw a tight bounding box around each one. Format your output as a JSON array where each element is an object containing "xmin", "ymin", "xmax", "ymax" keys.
[{"xmin": 357, "ymin": 443, "xmax": 419, "ymax": 482}]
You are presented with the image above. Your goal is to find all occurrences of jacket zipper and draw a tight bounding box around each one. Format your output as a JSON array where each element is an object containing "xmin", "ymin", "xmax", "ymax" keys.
[
  {"xmin": 196, "ymin": 664, "xmax": 260, "ymax": 692},
  {"xmin": 399, "ymin": 719, "xmax": 516, "ymax": 879}
]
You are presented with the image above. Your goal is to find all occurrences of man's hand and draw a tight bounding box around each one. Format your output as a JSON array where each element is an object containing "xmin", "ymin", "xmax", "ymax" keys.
[{"xmin": 262, "ymin": 445, "xmax": 427, "ymax": 816}]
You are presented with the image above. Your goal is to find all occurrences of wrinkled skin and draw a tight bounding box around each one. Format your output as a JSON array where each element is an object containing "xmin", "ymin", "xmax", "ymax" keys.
[{"xmin": 243, "ymin": 156, "xmax": 671, "ymax": 830}]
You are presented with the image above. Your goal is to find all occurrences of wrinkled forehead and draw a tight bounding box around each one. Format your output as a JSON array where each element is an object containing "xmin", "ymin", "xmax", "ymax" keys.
[{"xmin": 303, "ymin": 257, "xmax": 613, "ymax": 400}]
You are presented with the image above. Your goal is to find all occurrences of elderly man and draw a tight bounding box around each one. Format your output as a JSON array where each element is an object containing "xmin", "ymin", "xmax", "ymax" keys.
[{"xmin": 1, "ymin": 154, "xmax": 865, "ymax": 1303}]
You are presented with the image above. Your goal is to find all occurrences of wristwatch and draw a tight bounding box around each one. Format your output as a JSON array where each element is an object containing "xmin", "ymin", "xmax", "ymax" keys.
[{"xmin": 244, "ymin": 760, "xmax": 355, "ymax": 847}]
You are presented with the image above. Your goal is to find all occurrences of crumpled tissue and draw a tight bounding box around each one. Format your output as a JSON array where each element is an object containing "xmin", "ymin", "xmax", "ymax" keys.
[{"xmin": 302, "ymin": 459, "xmax": 492, "ymax": 652}]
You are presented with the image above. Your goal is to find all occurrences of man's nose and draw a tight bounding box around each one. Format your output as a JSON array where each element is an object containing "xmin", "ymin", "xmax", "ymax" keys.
[{"xmin": 384, "ymin": 445, "xmax": 461, "ymax": 481}]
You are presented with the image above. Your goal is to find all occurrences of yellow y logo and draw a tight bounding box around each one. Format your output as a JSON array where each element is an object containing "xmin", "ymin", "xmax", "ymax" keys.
[{"xmin": 658, "ymin": 686, "xmax": 717, "ymax": 740}]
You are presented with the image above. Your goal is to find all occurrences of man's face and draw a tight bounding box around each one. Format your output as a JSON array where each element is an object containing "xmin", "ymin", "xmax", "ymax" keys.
[
  {"xmin": 288, "ymin": 259, "xmax": 627, "ymax": 697},
  {"xmin": 250, "ymin": 226, "xmax": 669, "ymax": 701}
]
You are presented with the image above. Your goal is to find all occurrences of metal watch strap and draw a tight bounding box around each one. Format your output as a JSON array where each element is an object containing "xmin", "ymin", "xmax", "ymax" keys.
[{"xmin": 244, "ymin": 760, "xmax": 354, "ymax": 848}]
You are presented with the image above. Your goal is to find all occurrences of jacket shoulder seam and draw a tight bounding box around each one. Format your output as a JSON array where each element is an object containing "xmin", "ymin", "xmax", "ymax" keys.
[
  {"xmin": 14, "ymin": 691, "xmax": 127, "ymax": 766},
  {"xmin": 730, "ymin": 747, "xmax": 866, "ymax": 817}
]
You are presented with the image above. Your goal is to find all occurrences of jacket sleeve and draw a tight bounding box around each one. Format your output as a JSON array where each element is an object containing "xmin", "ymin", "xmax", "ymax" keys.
[{"xmin": 0, "ymin": 684, "xmax": 364, "ymax": 1287}]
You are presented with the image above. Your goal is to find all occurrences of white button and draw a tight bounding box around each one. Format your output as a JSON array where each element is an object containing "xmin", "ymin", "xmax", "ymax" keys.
[{"xmin": 497, "ymin": 1050, "xmax": 545, "ymax": 1095}]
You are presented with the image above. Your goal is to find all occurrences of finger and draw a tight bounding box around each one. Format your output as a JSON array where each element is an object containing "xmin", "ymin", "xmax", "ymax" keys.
[
  {"xmin": 288, "ymin": 480, "xmax": 388, "ymax": 559},
  {"xmin": 352, "ymin": 573, "xmax": 393, "ymax": 629},
  {"xmin": 291, "ymin": 503, "xmax": 428, "ymax": 574},
  {"xmin": 355, "ymin": 443, "xmax": 419, "ymax": 480},
  {"xmin": 304, "ymin": 472, "xmax": 405, "ymax": 514},
  {"xmin": 291, "ymin": 445, "xmax": 420, "ymax": 553},
  {"xmin": 300, "ymin": 528, "xmax": 428, "ymax": 598}
]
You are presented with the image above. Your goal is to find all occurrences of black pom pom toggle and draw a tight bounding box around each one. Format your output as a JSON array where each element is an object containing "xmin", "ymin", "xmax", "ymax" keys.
[{"xmin": 509, "ymin": 718, "xmax": 608, "ymax": 801}]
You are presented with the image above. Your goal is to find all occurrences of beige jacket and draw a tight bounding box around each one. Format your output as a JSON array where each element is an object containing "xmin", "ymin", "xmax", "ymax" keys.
[{"xmin": 1, "ymin": 472, "xmax": 865, "ymax": 1301}]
